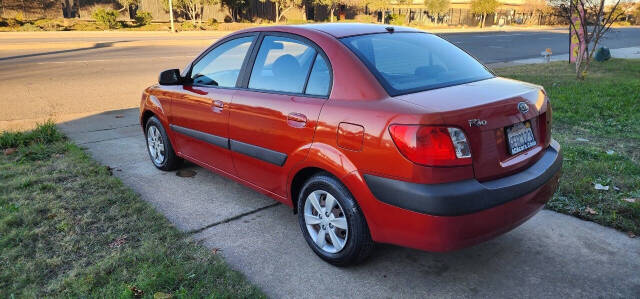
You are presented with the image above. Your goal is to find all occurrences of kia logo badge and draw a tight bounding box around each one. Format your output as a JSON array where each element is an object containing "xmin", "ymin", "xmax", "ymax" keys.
[{"xmin": 518, "ymin": 102, "xmax": 529, "ymax": 114}]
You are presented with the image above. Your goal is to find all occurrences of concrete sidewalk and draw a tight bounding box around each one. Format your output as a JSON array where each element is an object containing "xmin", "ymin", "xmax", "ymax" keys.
[{"xmin": 58, "ymin": 109, "xmax": 640, "ymax": 298}]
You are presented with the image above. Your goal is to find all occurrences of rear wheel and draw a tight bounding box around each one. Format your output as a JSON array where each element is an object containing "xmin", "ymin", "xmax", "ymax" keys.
[
  {"xmin": 145, "ymin": 116, "xmax": 182, "ymax": 171},
  {"xmin": 297, "ymin": 173, "xmax": 373, "ymax": 266}
]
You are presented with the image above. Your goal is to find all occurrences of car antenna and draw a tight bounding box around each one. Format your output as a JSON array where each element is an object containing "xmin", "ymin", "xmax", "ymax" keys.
[{"xmin": 385, "ymin": 26, "xmax": 394, "ymax": 33}]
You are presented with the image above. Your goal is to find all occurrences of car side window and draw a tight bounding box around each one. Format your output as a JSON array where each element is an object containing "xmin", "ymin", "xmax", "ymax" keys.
[
  {"xmin": 190, "ymin": 36, "xmax": 254, "ymax": 87},
  {"xmin": 304, "ymin": 55, "xmax": 330, "ymax": 96},
  {"xmin": 249, "ymin": 36, "xmax": 316, "ymax": 94}
]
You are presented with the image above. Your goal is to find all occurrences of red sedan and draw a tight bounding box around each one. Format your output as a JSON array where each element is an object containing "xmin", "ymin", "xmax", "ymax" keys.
[{"xmin": 140, "ymin": 23, "xmax": 562, "ymax": 266}]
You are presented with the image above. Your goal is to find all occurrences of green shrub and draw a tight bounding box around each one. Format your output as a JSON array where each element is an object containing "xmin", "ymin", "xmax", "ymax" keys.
[
  {"xmin": 0, "ymin": 121, "xmax": 64, "ymax": 149},
  {"xmin": 17, "ymin": 23, "xmax": 41, "ymax": 31},
  {"xmin": 71, "ymin": 20, "xmax": 100, "ymax": 31},
  {"xmin": 14, "ymin": 12, "xmax": 24, "ymax": 22},
  {"xmin": 387, "ymin": 14, "xmax": 406, "ymax": 26},
  {"xmin": 33, "ymin": 18, "xmax": 65, "ymax": 31},
  {"xmin": 5, "ymin": 18, "xmax": 22, "ymax": 27},
  {"xmin": 613, "ymin": 20, "xmax": 631, "ymax": 26},
  {"xmin": 92, "ymin": 8, "xmax": 119, "ymax": 29},
  {"xmin": 134, "ymin": 10, "xmax": 153, "ymax": 26},
  {"xmin": 180, "ymin": 21, "xmax": 197, "ymax": 31},
  {"xmin": 204, "ymin": 18, "xmax": 218, "ymax": 30}
]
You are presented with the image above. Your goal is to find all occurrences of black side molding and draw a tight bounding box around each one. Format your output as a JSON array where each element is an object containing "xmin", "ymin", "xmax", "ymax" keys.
[
  {"xmin": 364, "ymin": 139, "xmax": 563, "ymax": 216},
  {"xmin": 170, "ymin": 124, "xmax": 229, "ymax": 149},
  {"xmin": 230, "ymin": 140, "xmax": 287, "ymax": 166},
  {"xmin": 170, "ymin": 124, "xmax": 288, "ymax": 166}
]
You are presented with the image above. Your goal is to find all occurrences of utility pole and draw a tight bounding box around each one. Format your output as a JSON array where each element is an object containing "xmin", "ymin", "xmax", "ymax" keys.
[{"xmin": 168, "ymin": 0, "xmax": 175, "ymax": 32}]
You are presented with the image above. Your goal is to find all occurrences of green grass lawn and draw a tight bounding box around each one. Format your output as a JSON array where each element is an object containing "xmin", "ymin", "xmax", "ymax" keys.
[
  {"xmin": 0, "ymin": 123, "xmax": 264, "ymax": 298},
  {"xmin": 497, "ymin": 59, "xmax": 640, "ymax": 235}
]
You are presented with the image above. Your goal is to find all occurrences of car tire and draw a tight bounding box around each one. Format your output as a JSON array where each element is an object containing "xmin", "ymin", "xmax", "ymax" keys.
[
  {"xmin": 145, "ymin": 116, "xmax": 182, "ymax": 171},
  {"xmin": 297, "ymin": 173, "xmax": 374, "ymax": 266}
]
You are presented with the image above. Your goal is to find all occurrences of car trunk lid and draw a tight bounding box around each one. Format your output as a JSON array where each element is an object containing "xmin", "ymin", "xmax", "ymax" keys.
[{"xmin": 395, "ymin": 77, "xmax": 551, "ymax": 181}]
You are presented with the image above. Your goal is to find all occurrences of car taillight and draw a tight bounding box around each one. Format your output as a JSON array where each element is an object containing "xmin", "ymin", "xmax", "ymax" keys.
[{"xmin": 388, "ymin": 125, "xmax": 471, "ymax": 167}]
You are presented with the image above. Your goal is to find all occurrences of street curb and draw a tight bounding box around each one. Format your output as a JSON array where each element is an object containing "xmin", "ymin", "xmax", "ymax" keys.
[{"xmin": 487, "ymin": 46, "xmax": 640, "ymax": 69}]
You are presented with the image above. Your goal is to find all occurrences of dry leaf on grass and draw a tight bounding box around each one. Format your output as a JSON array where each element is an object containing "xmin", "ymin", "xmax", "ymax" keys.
[
  {"xmin": 3, "ymin": 148, "xmax": 17, "ymax": 155},
  {"xmin": 622, "ymin": 198, "xmax": 637, "ymax": 203},
  {"xmin": 129, "ymin": 286, "xmax": 144, "ymax": 297},
  {"xmin": 585, "ymin": 207, "xmax": 598, "ymax": 215},
  {"xmin": 109, "ymin": 236, "xmax": 127, "ymax": 248}
]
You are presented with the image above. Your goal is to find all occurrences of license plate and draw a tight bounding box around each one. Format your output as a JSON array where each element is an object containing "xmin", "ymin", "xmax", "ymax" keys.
[{"xmin": 506, "ymin": 121, "xmax": 536, "ymax": 155}]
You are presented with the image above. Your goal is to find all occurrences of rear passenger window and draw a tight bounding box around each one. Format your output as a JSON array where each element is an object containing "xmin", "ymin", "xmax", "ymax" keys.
[
  {"xmin": 305, "ymin": 55, "xmax": 330, "ymax": 96},
  {"xmin": 249, "ymin": 36, "xmax": 316, "ymax": 94}
]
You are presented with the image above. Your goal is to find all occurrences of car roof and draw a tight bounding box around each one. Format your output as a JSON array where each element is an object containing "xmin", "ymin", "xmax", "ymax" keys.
[
  {"xmin": 238, "ymin": 23, "xmax": 422, "ymax": 39},
  {"xmin": 294, "ymin": 23, "xmax": 422, "ymax": 38}
]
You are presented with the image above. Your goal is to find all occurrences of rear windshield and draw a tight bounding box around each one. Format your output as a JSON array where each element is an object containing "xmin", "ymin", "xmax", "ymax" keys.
[{"xmin": 341, "ymin": 32, "xmax": 493, "ymax": 96}]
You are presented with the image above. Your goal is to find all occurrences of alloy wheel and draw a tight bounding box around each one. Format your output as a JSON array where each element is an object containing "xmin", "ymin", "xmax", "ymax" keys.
[
  {"xmin": 303, "ymin": 190, "xmax": 349, "ymax": 253},
  {"xmin": 147, "ymin": 125, "xmax": 165, "ymax": 165}
]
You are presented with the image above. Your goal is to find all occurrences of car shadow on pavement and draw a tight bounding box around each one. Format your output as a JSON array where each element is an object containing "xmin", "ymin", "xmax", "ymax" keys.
[
  {"xmin": 57, "ymin": 108, "xmax": 640, "ymax": 298},
  {"xmin": 0, "ymin": 40, "xmax": 134, "ymax": 61}
]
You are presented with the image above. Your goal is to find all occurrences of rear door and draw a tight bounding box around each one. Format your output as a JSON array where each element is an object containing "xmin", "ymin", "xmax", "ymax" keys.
[
  {"xmin": 170, "ymin": 34, "xmax": 256, "ymax": 175},
  {"xmin": 229, "ymin": 33, "xmax": 332, "ymax": 197}
]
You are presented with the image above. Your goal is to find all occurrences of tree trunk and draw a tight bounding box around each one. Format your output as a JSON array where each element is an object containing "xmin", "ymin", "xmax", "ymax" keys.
[
  {"xmin": 330, "ymin": 6, "xmax": 334, "ymax": 22},
  {"xmin": 302, "ymin": 2, "xmax": 306, "ymax": 21},
  {"xmin": 198, "ymin": 3, "xmax": 202, "ymax": 27},
  {"xmin": 191, "ymin": 4, "xmax": 197, "ymax": 25}
]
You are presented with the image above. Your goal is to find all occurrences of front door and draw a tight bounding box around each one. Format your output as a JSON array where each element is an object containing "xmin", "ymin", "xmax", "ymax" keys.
[
  {"xmin": 170, "ymin": 34, "xmax": 256, "ymax": 175},
  {"xmin": 229, "ymin": 33, "xmax": 332, "ymax": 197}
]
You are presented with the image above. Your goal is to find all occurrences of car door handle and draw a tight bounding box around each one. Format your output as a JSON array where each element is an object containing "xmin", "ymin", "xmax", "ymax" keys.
[
  {"xmin": 287, "ymin": 112, "xmax": 307, "ymax": 128},
  {"xmin": 211, "ymin": 100, "xmax": 224, "ymax": 113}
]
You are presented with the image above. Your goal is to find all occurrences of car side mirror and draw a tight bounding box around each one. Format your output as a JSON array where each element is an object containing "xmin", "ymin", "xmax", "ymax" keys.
[{"xmin": 158, "ymin": 69, "xmax": 182, "ymax": 85}]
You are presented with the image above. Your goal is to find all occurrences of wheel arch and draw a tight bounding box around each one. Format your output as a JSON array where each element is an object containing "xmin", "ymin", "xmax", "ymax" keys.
[
  {"xmin": 290, "ymin": 167, "xmax": 326, "ymax": 214},
  {"xmin": 288, "ymin": 142, "xmax": 359, "ymax": 214},
  {"xmin": 141, "ymin": 110, "xmax": 156, "ymax": 130}
]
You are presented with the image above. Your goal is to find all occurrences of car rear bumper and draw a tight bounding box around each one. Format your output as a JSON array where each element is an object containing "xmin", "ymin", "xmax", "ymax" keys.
[
  {"xmin": 364, "ymin": 139, "xmax": 562, "ymax": 216},
  {"xmin": 357, "ymin": 139, "xmax": 562, "ymax": 252}
]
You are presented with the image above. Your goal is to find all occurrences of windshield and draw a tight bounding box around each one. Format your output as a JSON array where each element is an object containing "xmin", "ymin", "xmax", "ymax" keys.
[{"xmin": 341, "ymin": 32, "xmax": 494, "ymax": 96}]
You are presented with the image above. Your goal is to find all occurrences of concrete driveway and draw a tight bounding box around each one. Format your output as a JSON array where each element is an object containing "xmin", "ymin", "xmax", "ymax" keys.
[{"xmin": 58, "ymin": 109, "xmax": 640, "ymax": 298}]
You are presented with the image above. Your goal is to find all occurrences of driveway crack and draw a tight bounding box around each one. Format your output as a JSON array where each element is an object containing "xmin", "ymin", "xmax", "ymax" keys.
[
  {"xmin": 188, "ymin": 202, "xmax": 280, "ymax": 234},
  {"xmin": 78, "ymin": 134, "xmax": 138, "ymax": 145},
  {"xmin": 87, "ymin": 123, "xmax": 139, "ymax": 132}
]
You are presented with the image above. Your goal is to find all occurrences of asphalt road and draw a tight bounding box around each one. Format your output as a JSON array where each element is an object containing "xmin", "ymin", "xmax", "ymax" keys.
[
  {"xmin": 2, "ymin": 28, "xmax": 640, "ymax": 297},
  {"xmin": 439, "ymin": 27, "xmax": 640, "ymax": 63}
]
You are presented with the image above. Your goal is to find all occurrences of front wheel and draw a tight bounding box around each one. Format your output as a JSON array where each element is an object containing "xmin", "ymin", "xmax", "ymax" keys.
[
  {"xmin": 297, "ymin": 173, "xmax": 373, "ymax": 266},
  {"xmin": 145, "ymin": 116, "xmax": 182, "ymax": 171}
]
